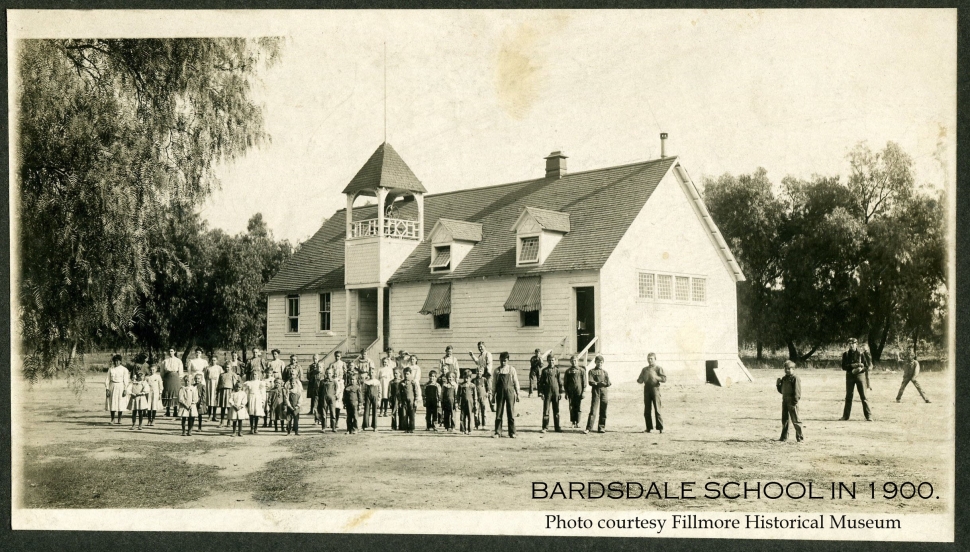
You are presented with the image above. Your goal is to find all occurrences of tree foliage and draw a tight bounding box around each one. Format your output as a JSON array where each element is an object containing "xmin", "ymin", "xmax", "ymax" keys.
[
  {"xmin": 17, "ymin": 38, "xmax": 280, "ymax": 387},
  {"xmin": 704, "ymin": 141, "xmax": 947, "ymax": 361}
]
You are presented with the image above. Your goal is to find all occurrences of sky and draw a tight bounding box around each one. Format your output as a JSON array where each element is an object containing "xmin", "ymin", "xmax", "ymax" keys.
[{"xmin": 10, "ymin": 9, "xmax": 957, "ymax": 244}]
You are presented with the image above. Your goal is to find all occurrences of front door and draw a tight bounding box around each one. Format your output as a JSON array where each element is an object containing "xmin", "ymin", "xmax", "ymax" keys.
[
  {"xmin": 357, "ymin": 289, "xmax": 378, "ymax": 352},
  {"xmin": 575, "ymin": 287, "xmax": 596, "ymax": 353}
]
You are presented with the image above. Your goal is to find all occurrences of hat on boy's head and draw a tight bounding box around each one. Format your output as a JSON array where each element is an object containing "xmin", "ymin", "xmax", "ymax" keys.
[{"xmin": 848, "ymin": 337, "xmax": 858, "ymax": 343}]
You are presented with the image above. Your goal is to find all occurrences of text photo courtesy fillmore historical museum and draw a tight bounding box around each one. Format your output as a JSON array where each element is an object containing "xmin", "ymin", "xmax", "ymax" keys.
[{"xmin": 8, "ymin": 9, "xmax": 956, "ymax": 541}]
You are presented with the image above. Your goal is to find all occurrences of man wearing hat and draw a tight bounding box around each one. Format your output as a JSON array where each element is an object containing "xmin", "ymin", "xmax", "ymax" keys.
[{"xmin": 840, "ymin": 337, "xmax": 872, "ymax": 421}]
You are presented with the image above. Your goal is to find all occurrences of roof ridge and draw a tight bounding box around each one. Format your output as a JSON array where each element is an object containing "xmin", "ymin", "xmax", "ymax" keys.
[
  {"xmin": 327, "ymin": 156, "xmax": 675, "ymax": 216},
  {"xmin": 421, "ymin": 156, "xmax": 677, "ymax": 200}
]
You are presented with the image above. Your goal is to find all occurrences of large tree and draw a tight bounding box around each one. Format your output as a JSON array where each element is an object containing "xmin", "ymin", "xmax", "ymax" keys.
[
  {"xmin": 17, "ymin": 38, "xmax": 280, "ymax": 385},
  {"xmin": 703, "ymin": 168, "xmax": 785, "ymax": 359}
]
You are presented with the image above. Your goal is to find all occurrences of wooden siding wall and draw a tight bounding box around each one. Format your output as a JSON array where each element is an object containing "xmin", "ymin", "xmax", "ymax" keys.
[
  {"xmin": 345, "ymin": 239, "xmax": 379, "ymax": 285},
  {"xmin": 600, "ymin": 168, "xmax": 742, "ymax": 382},
  {"xmin": 387, "ymin": 270, "xmax": 599, "ymax": 374},
  {"xmin": 266, "ymin": 291, "xmax": 354, "ymax": 363}
]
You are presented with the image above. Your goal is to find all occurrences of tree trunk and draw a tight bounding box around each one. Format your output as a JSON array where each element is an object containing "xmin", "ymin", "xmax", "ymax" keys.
[
  {"xmin": 786, "ymin": 340, "xmax": 800, "ymax": 361},
  {"xmin": 798, "ymin": 347, "xmax": 818, "ymax": 362},
  {"xmin": 756, "ymin": 340, "xmax": 763, "ymax": 360}
]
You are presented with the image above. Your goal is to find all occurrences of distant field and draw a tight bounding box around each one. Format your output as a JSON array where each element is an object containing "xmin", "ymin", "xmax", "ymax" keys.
[{"xmin": 14, "ymin": 367, "xmax": 952, "ymax": 513}]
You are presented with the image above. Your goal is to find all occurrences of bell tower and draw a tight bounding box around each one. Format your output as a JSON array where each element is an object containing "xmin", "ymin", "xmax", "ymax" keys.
[{"xmin": 342, "ymin": 142, "xmax": 426, "ymax": 353}]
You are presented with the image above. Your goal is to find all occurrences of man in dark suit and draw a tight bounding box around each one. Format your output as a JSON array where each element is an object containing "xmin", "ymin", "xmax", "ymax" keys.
[
  {"xmin": 538, "ymin": 353, "xmax": 564, "ymax": 433},
  {"xmin": 841, "ymin": 337, "xmax": 872, "ymax": 421}
]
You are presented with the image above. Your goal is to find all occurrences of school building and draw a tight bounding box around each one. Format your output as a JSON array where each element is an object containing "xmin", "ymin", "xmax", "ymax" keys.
[{"xmin": 263, "ymin": 139, "xmax": 750, "ymax": 383}]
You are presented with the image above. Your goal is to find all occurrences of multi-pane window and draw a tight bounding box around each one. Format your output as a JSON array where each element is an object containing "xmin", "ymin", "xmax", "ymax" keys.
[
  {"xmin": 639, "ymin": 272, "xmax": 706, "ymax": 304},
  {"xmin": 430, "ymin": 245, "xmax": 452, "ymax": 272},
  {"xmin": 692, "ymin": 278, "xmax": 706, "ymax": 303},
  {"xmin": 656, "ymin": 275, "xmax": 673, "ymax": 300},
  {"xmin": 675, "ymin": 276, "xmax": 690, "ymax": 301},
  {"xmin": 286, "ymin": 295, "xmax": 300, "ymax": 333},
  {"xmin": 519, "ymin": 236, "xmax": 539, "ymax": 263},
  {"xmin": 638, "ymin": 273, "xmax": 655, "ymax": 299},
  {"xmin": 319, "ymin": 292, "xmax": 331, "ymax": 331}
]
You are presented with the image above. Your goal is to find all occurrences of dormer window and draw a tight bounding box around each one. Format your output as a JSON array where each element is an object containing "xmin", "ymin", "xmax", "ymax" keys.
[
  {"xmin": 427, "ymin": 219, "xmax": 482, "ymax": 274},
  {"xmin": 431, "ymin": 245, "xmax": 452, "ymax": 272},
  {"xmin": 511, "ymin": 207, "xmax": 569, "ymax": 267},
  {"xmin": 518, "ymin": 236, "xmax": 539, "ymax": 264}
]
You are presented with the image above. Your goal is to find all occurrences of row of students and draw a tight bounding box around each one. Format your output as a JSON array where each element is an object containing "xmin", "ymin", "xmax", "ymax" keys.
[{"xmin": 107, "ymin": 343, "xmax": 615, "ymax": 437}]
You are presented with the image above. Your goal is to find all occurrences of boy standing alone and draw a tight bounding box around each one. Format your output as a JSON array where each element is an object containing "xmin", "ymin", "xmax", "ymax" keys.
[
  {"xmin": 776, "ymin": 360, "xmax": 804, "ymax": 442},
  {"xmin": 636, "ymin": 353, "xmax": 666, "ymax": 433}
]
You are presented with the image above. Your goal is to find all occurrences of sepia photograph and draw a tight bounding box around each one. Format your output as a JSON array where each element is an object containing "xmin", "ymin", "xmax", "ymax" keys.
[{"xmin": 7, "ymin": 8, "xmax": 957, "ymax": 541}]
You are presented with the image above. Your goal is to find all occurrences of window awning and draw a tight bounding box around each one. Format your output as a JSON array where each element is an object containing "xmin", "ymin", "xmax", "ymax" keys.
[
  {"xmin": 504, "ymin": 276, "xmax": 541, "ymax": 312},
  {"xmin": 419, "ymin": 282, "xmax": 452, "ymax": 316}
]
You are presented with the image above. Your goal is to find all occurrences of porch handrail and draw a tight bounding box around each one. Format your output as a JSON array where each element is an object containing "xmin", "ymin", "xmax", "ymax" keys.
[
  {"xmin": 577, "ymin": 336, "xmax": 599, "ymax": 369},
  {"xmin": 354, "ymin": 337, "xmax": 382, "ymax": 363},
  {"xmin": 320, "ymin": 338, "xmax": 348, "ymax": 365}
]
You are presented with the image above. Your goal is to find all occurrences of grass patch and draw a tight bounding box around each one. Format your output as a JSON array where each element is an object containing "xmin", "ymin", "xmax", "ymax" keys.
[
  {"xmin": 251, "ymin": 457, "xmax": 310, "ymax": 503},
  {"xmin": 249, "ymin": 436, "xmax": 336, "ymax": 503},
  {"xmin": 21, "ymin": 439, "xmax": 231, "ymax": 508},
  {"xmin": 23, "ymin": 455, "xmax": 220, "ymax": 508}
]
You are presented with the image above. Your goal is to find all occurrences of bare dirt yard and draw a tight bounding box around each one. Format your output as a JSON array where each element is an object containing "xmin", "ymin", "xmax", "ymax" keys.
[{"xmin": 14, "ymin": 367, "xmax": 951, "ymax": 513}]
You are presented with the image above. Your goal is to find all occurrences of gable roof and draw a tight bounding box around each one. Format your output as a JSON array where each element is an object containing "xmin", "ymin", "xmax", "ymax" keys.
[
  {"xmin": 264, "ymin": 155, "xmax": 678, "ymax": 294},
  {"xmin": 513, "ymin": 207, "xmax": 571, "ymax": 233},
  {"xmin": 341, "ymin": 142, "xmax": 428, "ymax": 196},
  {"xmin": 431, "ymin": 219, "xmax": 483, "ymax": 243}
]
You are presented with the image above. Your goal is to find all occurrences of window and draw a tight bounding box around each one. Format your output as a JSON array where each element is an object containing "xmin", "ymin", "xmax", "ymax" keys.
[
  {"xmin": 675, "ymin": 276, "xmax": 690, "ymax": 301},
  {"xmin": 433, "ymin": 313, "xmax": 450, "ymax": 329},
  {"xmin": 519, "ymin": 236, "xmax": 539, "ymax": 263},
  {"xmin": 638, "ymin": 273, "xmax": 655, "ymax": 299},
  {"xmin": 692, "ymin": 278, "xmax": 706, "ymax": 302},
  {"xmin": 639, "ymin": 272, "xmax": 706, "ymax": 304},
  {"xmin": 286, "ymin": 295, "xmax": 300, "ymax": 333},
  {"xmin": 657, "ymin": 275, "xmax": 673, "ymax": 300},
  {"xmin": 430, "ymin": 245, "xmax": 452, "ymax": 272},
  {"xmin": 319, "ymin": 292, "xmax": 331, "ymax": 331},
  {"xmin": 521, "ymin": 310, "xmax": 540, "ymax": 327}
]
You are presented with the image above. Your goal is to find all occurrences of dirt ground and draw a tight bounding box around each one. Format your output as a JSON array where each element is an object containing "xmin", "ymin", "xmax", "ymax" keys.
[{"xmin": 14, "ymin": 367, "xmax": 952, "ymax": 513}]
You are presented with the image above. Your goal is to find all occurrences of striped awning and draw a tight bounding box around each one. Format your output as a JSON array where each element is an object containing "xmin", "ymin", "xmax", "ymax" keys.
[
  {"xmin": 504, "ymin": 276, "xmax": 541, "ymax": 312},
  {"xmin": 419, "ymin": 282, "xmax": 452, "ymax": 316}
]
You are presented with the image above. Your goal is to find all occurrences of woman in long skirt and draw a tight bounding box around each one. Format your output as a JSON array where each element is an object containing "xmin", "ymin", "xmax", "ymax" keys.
[
  {"xmin": 204, "ymin": 355, "xmax": 223, "ymax": 421},
  {"xmin": 105, "ymin": 354, "xmax": 130, "ymax": 425},
  {"xmin": 178, "ymin": 374, "xmax": 199, "ymax": 436},
  {"xmin": 161, "ymin": 348, "xmax": 184, "ymax": 417},
  {"xmin": 145, "ymin": 363, "xmax": 164, "ymax": 426}
]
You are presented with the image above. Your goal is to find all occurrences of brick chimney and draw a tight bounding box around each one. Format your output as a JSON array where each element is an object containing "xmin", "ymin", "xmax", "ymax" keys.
[{"xmin": 544, "ymin": 151, "xmax": 568, "ymax": 179}]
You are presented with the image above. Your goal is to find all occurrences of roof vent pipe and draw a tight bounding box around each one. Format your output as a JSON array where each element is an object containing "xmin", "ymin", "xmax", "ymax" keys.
[{"xmin": 660, "ymin": 133, "xmax": 668, "ymax": 159}]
